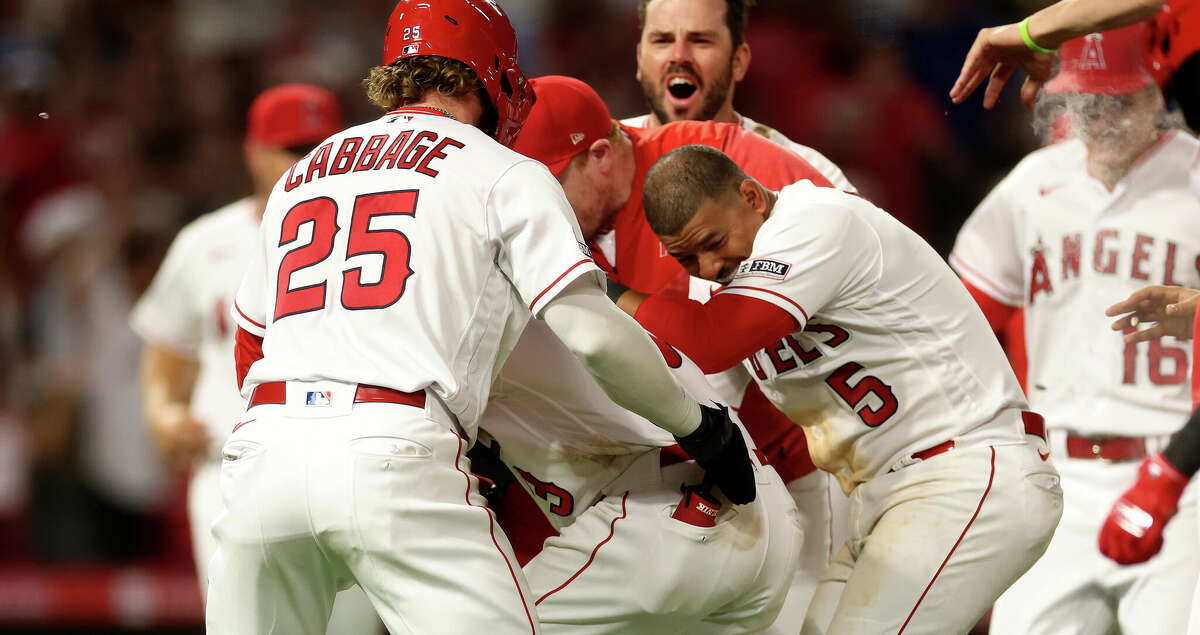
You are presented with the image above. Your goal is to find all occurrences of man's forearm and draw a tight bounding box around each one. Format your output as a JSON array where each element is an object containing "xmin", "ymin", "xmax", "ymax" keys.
[
  {"xmin": 542, "ymin": 285, "xmax": 701, "ymax": 437},
  {"xmin": 140, "ymin": 345, "xmax": 198, "ymax": 428},
  {"xmin": 1029, "ymin": 0, "xmax": 1165, "ymax": 50}
]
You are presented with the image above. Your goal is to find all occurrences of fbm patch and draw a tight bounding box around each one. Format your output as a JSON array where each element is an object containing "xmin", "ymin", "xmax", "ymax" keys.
[{"xmin": 735, "ymin": 258, "xmax": 791, "ymax": 280}]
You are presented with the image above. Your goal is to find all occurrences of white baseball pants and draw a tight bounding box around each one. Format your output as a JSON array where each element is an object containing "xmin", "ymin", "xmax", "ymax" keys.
[
  {"xmin": 190, "ymin": 457, "xmax": 381, "ymax": 633},
  {"xmin": 991, "ymin": 450, "xmax": 1198, "ymax": 635},
  {"xmin": 802, "ymin": 440, "xmax": 1062, "ymax": 635},
  {"xmin": 525, "ymin": 455, "xmax": 802, "ymax": 634},
  {"xmin": 205, "ymin": 387, "xmax": 538, "ymax": 635}
]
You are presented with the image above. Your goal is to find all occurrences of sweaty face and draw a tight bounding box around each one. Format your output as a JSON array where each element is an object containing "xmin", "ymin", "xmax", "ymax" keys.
[
  {"xmin": 637, "ymin": 0, "xmax": 736, "ymax": 123},
  {"xmin": 659, "ymin": 190, "xmax": 762, "ymax": 285}
]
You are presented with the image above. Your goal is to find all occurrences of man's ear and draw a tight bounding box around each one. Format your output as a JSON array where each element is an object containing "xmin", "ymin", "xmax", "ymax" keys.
[
  {"xmin": 739, "ymin": 178, "xmax": 767, "ymax": 216},
  {"xmin": 732, "ymin": 43, "xmax": 751, "ymax": 84},
  {"xmin": 588, "ymin": 138, "xmax": 614, "ymax": 173},
  {"xmin": 635, "ymin": 43, "xmax": 643, "ymax": 82}
]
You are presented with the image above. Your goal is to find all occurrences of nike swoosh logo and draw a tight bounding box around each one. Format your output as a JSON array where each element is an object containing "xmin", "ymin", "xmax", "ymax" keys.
[
  {"xmin": 1039, "ymin": 183, "xmax": 1065, "ymax": 197},
  {"xmin": 1038, "ymin": 450, "xmax": 1050, "ymax": 462}
]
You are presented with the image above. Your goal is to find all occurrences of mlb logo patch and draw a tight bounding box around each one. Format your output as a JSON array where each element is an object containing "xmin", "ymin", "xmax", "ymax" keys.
[
  {"xmin": 402, "ymin": 43, "xmax": 419, "ymax": 56},
  {"xmin": 306, "ymin": 391, "xmax": 333, "ymax": 407},
  {"xmin": 735, "ymin": 258, "xmax": 791, "ymax": 280},
  {"xmin": 577, "ymin": 241, "xmax": 592, "ymax": 258}
]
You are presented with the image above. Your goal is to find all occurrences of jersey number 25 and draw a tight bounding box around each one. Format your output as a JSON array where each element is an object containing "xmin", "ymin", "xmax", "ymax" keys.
[{"xmin": 274, "ymin": 190, "xmax": 417, "ymax": 321}]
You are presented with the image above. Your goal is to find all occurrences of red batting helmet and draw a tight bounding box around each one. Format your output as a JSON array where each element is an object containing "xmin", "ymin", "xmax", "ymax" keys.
[
  {"xmin": 1147, "ymin": 0, "xmax": 1200, "ymax": 87},
  {"xmin": 1046, "ymin": 23, "xmax": 1155, "ymax": 95},
  {"xmin": 382, "ymin": 0, "xmax": 534, "ymax": 147}
]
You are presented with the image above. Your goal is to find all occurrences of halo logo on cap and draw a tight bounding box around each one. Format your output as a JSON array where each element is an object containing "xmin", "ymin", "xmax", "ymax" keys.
[{"xmin": 1080, "ymin": 33, "xmax": 1106, "ymax": 71}]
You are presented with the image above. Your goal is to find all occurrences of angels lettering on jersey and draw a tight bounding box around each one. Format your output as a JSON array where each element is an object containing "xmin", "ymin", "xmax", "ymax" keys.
[{"xmin": 1026, "ymin": 230, "xmax": 1196, "ymax": 305}]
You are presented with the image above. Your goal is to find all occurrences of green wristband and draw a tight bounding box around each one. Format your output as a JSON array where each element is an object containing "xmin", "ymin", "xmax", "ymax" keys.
[{"xmin": 1020, "ymin": 16, "xmax": 1059, "ymax": 55}]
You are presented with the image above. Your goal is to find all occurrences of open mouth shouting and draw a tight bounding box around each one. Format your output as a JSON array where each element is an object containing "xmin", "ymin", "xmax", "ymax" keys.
[{"xmin": 665, "ymin": 73, "xmax": 701, "ymax": 108}]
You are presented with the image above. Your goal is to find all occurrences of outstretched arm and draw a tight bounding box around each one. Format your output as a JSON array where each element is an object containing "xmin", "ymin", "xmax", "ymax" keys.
[{"xmin": 950, "ymin": 0, "xmax": 1166, "ymax": 109}]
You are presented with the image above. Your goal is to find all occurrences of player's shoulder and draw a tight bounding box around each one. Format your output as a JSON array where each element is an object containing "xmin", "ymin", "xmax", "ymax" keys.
[
  {"xmin": 737, "ymin": 113, "xmax": 792, "ymax": 144},
  {"xmin": 765, "ymin": 181, "xmax": 865, "ymax": 234},
  {"xmin": 619, "ymin": 114, "xmax": 650, "ymax": 128},
  {"xmin": 174, "ymin": 197, "xmax": 258, "ymax": 247},
  {"xmin": 1005, "ymin": 139, "xmax": 1086, "ymax": 184}
]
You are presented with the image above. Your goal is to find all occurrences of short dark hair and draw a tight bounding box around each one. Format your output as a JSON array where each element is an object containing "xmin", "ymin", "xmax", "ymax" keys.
[
  {"xmin": 637, "ymin": 0, "xmax": 757, "ymax": 48},
  {"xmin": 643, "ymin": 144, "xmax": 749, "ymax": 237}
]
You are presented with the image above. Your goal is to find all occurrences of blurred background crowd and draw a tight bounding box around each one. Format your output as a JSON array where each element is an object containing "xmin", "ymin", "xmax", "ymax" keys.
[{"xmin": 0, "ymin": 0, "xmax": 1116, "ymax": 631}]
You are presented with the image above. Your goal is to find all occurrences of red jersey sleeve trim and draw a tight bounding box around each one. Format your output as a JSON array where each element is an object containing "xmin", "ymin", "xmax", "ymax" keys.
[
  {"xmin": 718, "ymin": 285, "xmax": 810, "ymax": 323},
  {"xmin": 234, "ymin": 301, "xmax": 266, "ymax": 330},
  {"xmin": 528, "ymin": 259, "xmax": 595, "ymax": 311}
]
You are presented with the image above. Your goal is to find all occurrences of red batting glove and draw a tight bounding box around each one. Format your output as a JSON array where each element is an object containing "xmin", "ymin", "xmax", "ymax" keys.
[{"xmin": 1099, "ymin": 454, "xmax": 1190, "ymax": 565}]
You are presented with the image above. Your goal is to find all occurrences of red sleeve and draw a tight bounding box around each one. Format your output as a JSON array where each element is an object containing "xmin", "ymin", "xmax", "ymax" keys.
[
  {"xmin": 737, "ymin": 381, "xmax": 817, "ymax": 482},
  {"xmin": 633, "ymin": 292, "xmax": 798, "ymax": 374},
  {"xmin": 235, "ymin": 326, "xmax": 264, "ymax": 391},
  {"xmin": 961, "ymin": 277, "xmax": 1028, "ymax": 394},
  {"xmin": 720, "ymin": 125, "xmax": 835, "ymax": 191},
  {"xmin": 961, "ymin": 277, "xmax": 1017, "ymax": 332}
]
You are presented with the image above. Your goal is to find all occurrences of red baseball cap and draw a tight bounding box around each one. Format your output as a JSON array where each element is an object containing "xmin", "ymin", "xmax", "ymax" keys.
[
  {"xmin": 1046, "ymin": 23, "xmax": 1155, "ymax": 95},
  {"xmin": 512, "ymin": 76, "xmax": 613, "ymax": 176},
  {"xmin": 246, "ymin": 84, "xmax": 344, "ymax": 149}
]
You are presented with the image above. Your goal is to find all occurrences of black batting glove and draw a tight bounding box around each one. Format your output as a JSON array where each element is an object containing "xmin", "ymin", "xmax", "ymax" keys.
[{"xmin": 674, "ymin": 404, "xmax": 757, "ymax": 504}]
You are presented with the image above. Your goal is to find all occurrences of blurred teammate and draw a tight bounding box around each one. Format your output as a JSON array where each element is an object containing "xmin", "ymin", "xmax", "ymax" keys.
[
  {"xmin": 619, "ymin": 143, "xmax": 1061, "ymax": 635},
  {"xmin": 482, "ymin": 320, "xmax": 800, "ymax": 634},
  {"xmin": 951, "ymin": 24, "xmax": 1200, "ymax": 634},
  {"xmin": 207, "ymin": 2, "xmax": 755, "ymax": 633},
  {"xmin": 131, "ymin": 83, "xmax": 381, "ymax": 634}
]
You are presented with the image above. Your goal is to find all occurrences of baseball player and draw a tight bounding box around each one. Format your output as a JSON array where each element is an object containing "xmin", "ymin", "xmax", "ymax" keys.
[
  {"xmin": 951, "ymin": 23, "xmax": 1200, "ymax": 634},
  {"xmin": 511, "ymin": 73, "xmax": 837, "ymax": 632},
  {"xmin": 624, "ymin": 1, "xmax": 856, "ymax": 626},
  {"xmin": 624, "ymin": 0, "xmax": 852, "ymax": 191},
  {"xmin": 612, "ymin": 143, "xmax": 1062, "ymax": 635},
  {"xmin": 951, "ymin": 0, "xmax": 1166, "ymax": 108},
  {"xmin": 130, "ymin": 84, "xmax": 381, "ymax": 634},
  {"xmin": 208, "ymin": 2, "xmax": 756, "ymax": 634},
  {"xmin": 480, "ymin": 318, "xmax": 801, "ymax": 634}
]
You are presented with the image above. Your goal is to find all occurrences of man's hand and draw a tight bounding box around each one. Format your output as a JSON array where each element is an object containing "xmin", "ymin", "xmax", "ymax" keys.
[
  {"xmin": 674, "ymin": 404, "xmax": 756, "ymax": 504},
  {"xmin": 950, "ymin": 23, "xmax": 1055, "ymax": 109},
  {"xmin": 150, "ymin": 404, "xmax": 210, "ymax": 470},
  {"xmin": 1105, "ymin": 285, "xmax": 1200, "ymax": 343},
  {"xmin": 1099, "ymin": 454, "xmax": 1190, "ymax": 565}
]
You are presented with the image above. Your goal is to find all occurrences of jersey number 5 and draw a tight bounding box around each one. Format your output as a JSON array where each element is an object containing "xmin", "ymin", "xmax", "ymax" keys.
[{"xmin": 274, "ymin": 190, "xmax": 417, "ymax": 321}]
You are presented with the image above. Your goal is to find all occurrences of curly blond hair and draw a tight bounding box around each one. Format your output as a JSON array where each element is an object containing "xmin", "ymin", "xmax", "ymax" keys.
[{"xmin": 363, "ymin": 55, "xmax": 484, "ymax": 110}]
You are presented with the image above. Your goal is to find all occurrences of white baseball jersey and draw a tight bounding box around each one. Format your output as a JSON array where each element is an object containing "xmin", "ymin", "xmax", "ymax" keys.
[
  {"xmin": 130, "ymin": 198, "xmax": 258, "ymax": 453},
  {"xmin": 231, "ymin": 107, "xmax": 601, "ymax": 437},
  {"xmin": 620, "ymin": 112, "xmax": 855, "ymax": 192},
  {"xmin": 721, "ymin": 181, "xmax": 1029, "ymax": 493},
  {"xmin": 480, "ymin": 318, "xmax": 726, "ymax": 530},
  {"xmin": 952, "ymin": 131, "xmax": 1200, "ymax": 437}
]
